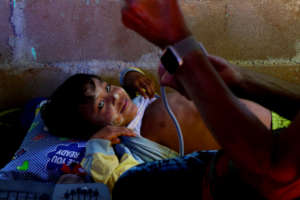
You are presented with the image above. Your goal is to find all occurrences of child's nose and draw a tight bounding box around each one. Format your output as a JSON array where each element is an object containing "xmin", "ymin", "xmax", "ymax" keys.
[
  {"xmin": 112, "ymin": 93, "xmax": 120, "ymax": 105},
  {"xmin": 109, "ymin": 87, "xmax": 121, "ymax": 105}
]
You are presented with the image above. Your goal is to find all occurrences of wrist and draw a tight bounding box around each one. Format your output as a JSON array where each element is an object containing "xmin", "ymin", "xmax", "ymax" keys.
[
  {"xmin": 160, "ymin": 36, "xmax": 207, "ymax": 74},
  {"xmin": 159, "ymin": 31, "xmax": 192, "ymax": 50}
]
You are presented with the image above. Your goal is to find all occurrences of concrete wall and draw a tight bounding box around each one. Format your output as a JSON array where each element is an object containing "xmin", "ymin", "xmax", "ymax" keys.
[
  {"xmin": 0, "ymin": 0, "xmax": 299, "ymax": 109},
  {"xmin": 183, "ymin": 0, "xmax": 300, "ymax": 62},
  {"xmin": 0, "ymin": 0, "xmax": 13, "ymax": 64}
]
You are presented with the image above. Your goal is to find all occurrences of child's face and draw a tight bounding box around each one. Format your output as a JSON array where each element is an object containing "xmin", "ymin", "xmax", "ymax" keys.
[{"xmin": 79, "ymin": 78, "xmax": 138, "ymax": 128}]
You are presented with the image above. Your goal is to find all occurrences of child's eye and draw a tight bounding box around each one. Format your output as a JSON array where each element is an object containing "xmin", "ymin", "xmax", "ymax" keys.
[
  {"xmin": 98, "ymin": 100, "xmax": 105, "ymax": 110},
  {"xmin": 106, "ymin": 84, "xmax": 111, "ymax": 93}
]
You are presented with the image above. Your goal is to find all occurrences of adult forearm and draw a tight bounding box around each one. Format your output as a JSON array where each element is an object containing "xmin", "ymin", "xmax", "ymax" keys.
[
  {"xmin": 234, "ymin": 67, "xmax": 300, "ymax": 120},
  {"xmin": 176, "ymin": 50, "xmax": 274, "ymax": 175}
]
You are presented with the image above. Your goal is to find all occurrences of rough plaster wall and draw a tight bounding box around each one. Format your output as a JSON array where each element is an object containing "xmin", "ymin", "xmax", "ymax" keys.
[
  {"xmin": 0, "ymin": 0, "xmax": 300, "ymax": 109},
  {"xmin": 0, "ymin": 0, "xmax": 13, "ymax": 63},
  {"xmin": 1, "ymin": 0, "xmax": 300, "ymax": 64},
  {"xmin": 181, "ymin": 0, "xmax": 300, "ymax": 64},
  {"xmin": 23, "ymin": 0, "xmax": 158, "ymax": 63}
]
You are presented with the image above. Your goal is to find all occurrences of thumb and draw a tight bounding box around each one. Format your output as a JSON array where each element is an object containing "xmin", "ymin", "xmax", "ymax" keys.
[
  {"xmin": 120, "ymin": 129, "xmax": 137, "ymax": 137},
  {"xmin": 160, "ymin": 71, "xmax": 179, "ymax": 89},
  {"xmin": 158, "ymin": 63, "xmax": 166, "ymax": 77},
  {"xmin": 158, "ymin": 64, "xmax": 174, "ymax": 86}
]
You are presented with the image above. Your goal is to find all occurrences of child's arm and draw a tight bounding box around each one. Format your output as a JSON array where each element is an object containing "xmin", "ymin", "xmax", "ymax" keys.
[
  {"xmin": 81, "ymin": 126, "xmax": 139, "ymax": 191},
  {"xmin": 81, "ymin": 139, "xmax": 139, "ymax": 191},
  {"xmin": 120, "ymin": 67, "xmax": 156, "ymax": 98}
]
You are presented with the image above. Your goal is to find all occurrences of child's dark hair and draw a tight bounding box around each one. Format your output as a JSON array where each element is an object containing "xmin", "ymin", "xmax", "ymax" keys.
[{"xmin": 41, "ymin": 73, "xmax": 102, "ymax": 140}]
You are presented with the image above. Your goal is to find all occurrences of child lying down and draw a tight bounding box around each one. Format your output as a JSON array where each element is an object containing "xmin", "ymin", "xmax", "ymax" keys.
[{"xmin": 0, "ymin": 67, "xmax": 272, "ymax": 191}]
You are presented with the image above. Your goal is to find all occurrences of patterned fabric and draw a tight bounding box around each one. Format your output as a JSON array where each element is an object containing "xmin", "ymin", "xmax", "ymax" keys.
[
  {"xmin": 113, "ymin": 151, "xmax": 217, "ymax": 199},
  {"xmin": 0, "ymin": 101, "xmax": 86, "ymax": 182}
]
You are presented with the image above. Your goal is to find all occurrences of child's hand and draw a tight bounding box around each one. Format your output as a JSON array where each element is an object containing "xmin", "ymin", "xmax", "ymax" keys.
[
  {"xmin": 123, "ymin": 71, "xmax": 156, "ymax": 99},
  {"xmin": 91, "ymin": 126, "xmax": 136, "ymax": 144}
]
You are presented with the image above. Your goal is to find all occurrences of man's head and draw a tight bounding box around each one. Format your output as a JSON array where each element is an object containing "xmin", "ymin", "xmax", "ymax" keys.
[{"xmin": 41, "ymin": 74, "xmax": 137, "ymax": 140}]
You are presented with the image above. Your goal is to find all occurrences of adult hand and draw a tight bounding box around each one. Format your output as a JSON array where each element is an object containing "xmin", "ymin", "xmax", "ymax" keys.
[
  {"xmin": 91, "ymin": 126, "xmax": 136, "ymax": 145},
  {"xmin": 122, "ymin": 0, "xmax": 191, "ymax": 49},
  {"xmin": 158, "ymin": 64, "xmax": 191, "ymax": 100},
  {"xmin": 123, "ymin": 71, "xmax": 156, "ymax": 98},
  {"xmin": 158, "ymin": 55, "xmax": 243, "ymax": 98}
]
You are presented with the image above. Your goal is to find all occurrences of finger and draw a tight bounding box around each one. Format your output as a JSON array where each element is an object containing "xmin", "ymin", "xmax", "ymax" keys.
[
  {"xmin": 119, "ymin": 128, "xmax": 136, "ymax": 137},
  {"xmin": 160, "ymin": 71, "xmax": 177, "ymax": 88},
  {"xmin": 111, "ymin": 137, "xmax": 121, "ymax": 145},
  {"xmin": 122, "ymin": 131, "xmax": 137, "ymax": 137},
  {"xmin": 144, "ymin": 79, "xmax": 156, "ymax": 98},
  {"xmin": 149, "ymin": 81, "xmax": 156, "ymax": 98},
  {"xmin": 159, "ymin": 71, "xmax": 191, "ymax": 100},
  {"xmin": 147, "ymin": 83, "xmax": 155, "ymax": 98},
  {"xmin": 139, "ymin": 77, "xmax": 155, "ymax": 98},
  {"xmin": 159, "ymin": 64, "xmax": 175, "ymax": 87},
  {"xmin": 141, "ymin": 82, "xmax": 153, "ymax": 98},
  {"xmin": 115, "ymin": 126, "xmax": 136, "ymax": 134},
  {"xmin": 106, "ymin": 126, "xmax": 134, "ymax": 136},
  {"xmin": 158, "ymin": 63, "xmax": 168, "ymax": 78},
  {"xmin": 138, "ymin": 85, "xmax": 148, "ymax": 98}
]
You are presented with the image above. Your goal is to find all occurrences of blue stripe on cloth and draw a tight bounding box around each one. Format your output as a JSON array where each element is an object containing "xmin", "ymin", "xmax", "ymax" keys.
[
  {"xmin": 119, "ymin": 136, "xmax": 178, "ymax": 163},
  {"xmin": 85, "ymin": 139, "xmax": 114, "ymax": 156}
]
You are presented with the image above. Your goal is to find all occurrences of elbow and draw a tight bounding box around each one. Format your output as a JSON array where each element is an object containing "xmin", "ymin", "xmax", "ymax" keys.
[{"xmin": 267, "ymin": 163, "xmax": 299, "ymax": 184}]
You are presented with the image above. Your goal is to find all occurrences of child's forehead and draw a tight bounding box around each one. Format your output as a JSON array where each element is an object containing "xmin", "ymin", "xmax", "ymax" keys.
[{"xmin": 91, "ymin": 78, "xmax": 108, "ymax": 98}]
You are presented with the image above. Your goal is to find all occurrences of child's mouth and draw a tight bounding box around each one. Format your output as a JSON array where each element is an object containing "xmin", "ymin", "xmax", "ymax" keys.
[{"xmin": 120, "ymin": 99, "xmax": 128, "ymax": 113}]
